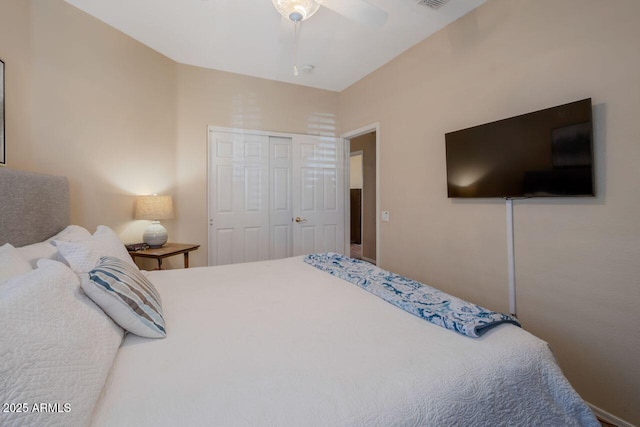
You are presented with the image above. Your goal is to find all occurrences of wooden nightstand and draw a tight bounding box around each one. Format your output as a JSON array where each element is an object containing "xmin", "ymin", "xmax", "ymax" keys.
[{"xmin": 127, "ymin": 243, "xmax": 200, "ymax": 270}]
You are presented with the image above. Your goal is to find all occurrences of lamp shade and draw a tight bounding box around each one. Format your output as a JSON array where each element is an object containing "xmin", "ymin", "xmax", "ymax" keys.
[{"xmin": 135, "ymin": 195, "xmax": 174, "ymax": 221}]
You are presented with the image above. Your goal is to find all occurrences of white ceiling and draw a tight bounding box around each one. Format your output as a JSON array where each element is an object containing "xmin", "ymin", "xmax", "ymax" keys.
[{"xmin": 64, "ymin": 0, "xmax": 485, "ymax": 92}]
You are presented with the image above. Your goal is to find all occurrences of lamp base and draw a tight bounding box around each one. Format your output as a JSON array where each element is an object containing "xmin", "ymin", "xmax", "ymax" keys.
[{"xmin": 143, "ymin": 221, "xmax": 168, "ymax": 248}]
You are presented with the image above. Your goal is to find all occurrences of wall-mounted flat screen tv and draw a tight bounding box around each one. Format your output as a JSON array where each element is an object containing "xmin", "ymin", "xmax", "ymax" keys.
[{"xmin": 445, "ymin": 98, "xmax": 594, "ymax": 198}]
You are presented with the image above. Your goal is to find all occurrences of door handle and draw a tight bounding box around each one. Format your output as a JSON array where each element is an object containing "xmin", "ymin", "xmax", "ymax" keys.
[{"xmin": 294, "ymin": 217, "xmax": 306, "ymax": 223}]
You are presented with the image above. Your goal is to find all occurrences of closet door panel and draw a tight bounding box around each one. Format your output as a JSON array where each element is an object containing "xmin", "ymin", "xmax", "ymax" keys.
[
  {"xmin": 269, "ymin": 136, "xmax": 293, "ymax": 260},
  {"xmin": 292, "ymin": 135, "xmax": 344, "ymax": 255},
  {"xmin": 209, "ymin": 132, "xmax": 269, "ymax": 266}
]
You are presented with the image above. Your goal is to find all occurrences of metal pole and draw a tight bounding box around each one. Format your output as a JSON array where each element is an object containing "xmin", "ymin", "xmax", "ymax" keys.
[{"xmin": 506, "ymin": 198, "xmax": 516, "ymax": 317}]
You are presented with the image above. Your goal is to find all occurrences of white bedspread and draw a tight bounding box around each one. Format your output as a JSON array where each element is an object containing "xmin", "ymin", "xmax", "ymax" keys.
[{"xmin": 90, "ymin": 257, "xmax": 597, "ymax": 427}]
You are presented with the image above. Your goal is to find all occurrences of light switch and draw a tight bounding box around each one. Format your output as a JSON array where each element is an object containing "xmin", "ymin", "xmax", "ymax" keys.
[{"xmin": 381, "ymin": 211, "xmax": 389, "ymax": 222}]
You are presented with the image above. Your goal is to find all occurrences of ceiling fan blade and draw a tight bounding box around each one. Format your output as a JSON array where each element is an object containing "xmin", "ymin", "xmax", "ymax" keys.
[{"xmin": 321, "ymin": 0, "xmax": 388, "ymax": 27}]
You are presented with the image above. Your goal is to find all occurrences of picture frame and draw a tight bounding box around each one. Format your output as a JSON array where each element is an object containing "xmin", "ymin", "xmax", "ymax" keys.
[{"xmin": 0, "ymin": 58, "xmax": 4, "ymax": 165}]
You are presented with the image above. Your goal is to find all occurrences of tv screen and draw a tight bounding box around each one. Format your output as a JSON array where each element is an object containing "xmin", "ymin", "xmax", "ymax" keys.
[{"xmin": 445, "ymin": 99, "xmax": 594, "ymax": 198}]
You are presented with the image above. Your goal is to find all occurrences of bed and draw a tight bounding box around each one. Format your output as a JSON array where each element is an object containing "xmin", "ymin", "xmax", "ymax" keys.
[{"xmin": 0, "ymin": 168, "xmax": 599, "ymax": 427}]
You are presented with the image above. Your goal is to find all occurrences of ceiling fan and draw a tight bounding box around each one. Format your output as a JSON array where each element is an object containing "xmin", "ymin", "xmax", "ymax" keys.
[{"xmin": 272, "ymin": 0, "xmax": 389, "ymax": 75}]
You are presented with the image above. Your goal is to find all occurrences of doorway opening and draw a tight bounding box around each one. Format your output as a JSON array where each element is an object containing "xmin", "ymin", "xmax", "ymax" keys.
[
  {"xmin": 350, "ymin": 151, "xmax": 363, "ymax": 259},
  {"xmin": 347, "ymin": 131, "xmax": 376, "ymax": 264}
]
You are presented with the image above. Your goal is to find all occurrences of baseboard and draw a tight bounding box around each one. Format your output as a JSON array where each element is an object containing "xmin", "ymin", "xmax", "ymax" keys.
[
  {"xmin": 362, "ymin": 256, "xmax": 376, "ymax": 264},
  {"xmin": 588, "ymin": 402, "xmax": 636, "ymax": 427}
]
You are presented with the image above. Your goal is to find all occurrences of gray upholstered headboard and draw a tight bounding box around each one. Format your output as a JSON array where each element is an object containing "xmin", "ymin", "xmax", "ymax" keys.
[{"xmin": 0, "ymin": 168, "xmax": 70, "ymax": 247}]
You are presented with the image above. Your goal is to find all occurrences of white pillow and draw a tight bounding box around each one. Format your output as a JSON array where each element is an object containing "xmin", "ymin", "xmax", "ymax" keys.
[
  {"xmin": 51, "ymin": 224, "xmax": 93, "ymax": 242},
  {"xmin": 0, "ymin": 259, "xmax": 124, "ymax": 427},
  {"xmin": 17, "ymin": 241, "xmax": 58, "ymax": 268},
  {"xmin": 18, "ymin": 225, "xmax": 92, "ymax": 268},
  {"xmin": 82, "ymin": 256, "xmax": 166, "ymax": 338},
  {"xmin": 0, "ymin": 243, "xmax": 33, "ymax": 283},
  {"xmin": 54, "ymin": 225, "xmax": 136, "ymax": 273}
]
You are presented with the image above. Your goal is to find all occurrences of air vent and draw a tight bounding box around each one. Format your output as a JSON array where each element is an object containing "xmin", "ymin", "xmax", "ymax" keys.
[{"xmin": 417, "ymin": 0, "xmax": 450, "ymax": 9}]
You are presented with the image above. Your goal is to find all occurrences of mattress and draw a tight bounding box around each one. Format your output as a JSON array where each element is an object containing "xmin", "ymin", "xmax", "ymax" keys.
[{"xmin": 90, "ymin": 256, "xmax": 597, "ymax": 426}]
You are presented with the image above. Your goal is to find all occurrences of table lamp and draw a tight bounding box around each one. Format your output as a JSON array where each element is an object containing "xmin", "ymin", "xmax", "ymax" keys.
[{"xmin": 135, "ymin": 195, "xmax": 174, "ymax": 248}]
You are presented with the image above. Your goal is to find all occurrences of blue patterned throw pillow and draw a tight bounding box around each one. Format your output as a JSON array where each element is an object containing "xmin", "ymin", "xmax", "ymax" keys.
[{"xmin": 82, "ymin": 256, "xmax": 166, "ymax": 339}]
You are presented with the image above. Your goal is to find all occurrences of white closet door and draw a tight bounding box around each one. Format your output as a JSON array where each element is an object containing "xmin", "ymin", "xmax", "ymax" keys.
[
  {"xmin": 209, "ymin": 129, "xmax": 344, "ymax": 266},
  {"xmin": 292, "ymin": 134, "xmax": 345, "ymax": 255},
  {"xmin": 209, "ymin": 132, "xmax": 270, "ymax": 266},
  {"xmin": 269, "ymin": 136, "xmax": 293, "ymax": 260}
]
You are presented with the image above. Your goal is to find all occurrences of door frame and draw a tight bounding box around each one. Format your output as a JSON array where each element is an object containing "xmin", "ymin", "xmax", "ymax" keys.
[
  {"xmin": 208, "ymin": 126, "xmax": 295, "ymax": 139},
  {"xmin": 341, "ymin": 123, "xmax": 380, "ymax": 266}
]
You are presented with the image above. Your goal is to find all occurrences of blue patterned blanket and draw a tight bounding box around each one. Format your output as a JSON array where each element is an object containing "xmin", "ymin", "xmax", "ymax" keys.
[{"xmin": 304, "ymin": 253, "xmax": 520, "ymax": 338}]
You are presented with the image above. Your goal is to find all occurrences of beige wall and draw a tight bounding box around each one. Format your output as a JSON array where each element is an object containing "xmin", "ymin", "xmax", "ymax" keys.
[
  {"xmin": 174, "ymin": 64, "xmax": 340, "ymax": 267},
  {"xmin": 340, "ymin": 0, "xmax": 640, "ymax": 423},
  {"xmin": 0, "ymin": 0, "xmax": 177, "ymax": 256},
  {"xmin": 350, "ymin": 132, "xmax": 376, "ymax": 262},
  {"xmin": 0, "ymin": 0, "xmax": 31, "ymax": 168}
]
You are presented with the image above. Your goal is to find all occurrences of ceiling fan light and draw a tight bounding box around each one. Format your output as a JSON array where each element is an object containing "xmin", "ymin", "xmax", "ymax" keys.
[{"xmin": 272, "ymin": 0, "xmax": 321, "ymax": 22}]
